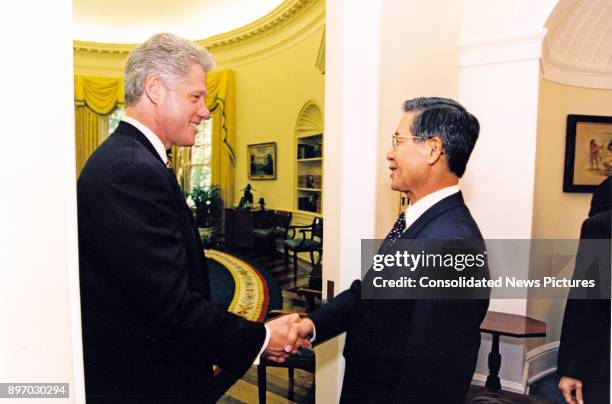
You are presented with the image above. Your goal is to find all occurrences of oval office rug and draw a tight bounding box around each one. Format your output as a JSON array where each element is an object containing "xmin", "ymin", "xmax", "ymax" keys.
[{"xmin": 206, "ymin": 249, "xmax": 282, "ymax": 322}]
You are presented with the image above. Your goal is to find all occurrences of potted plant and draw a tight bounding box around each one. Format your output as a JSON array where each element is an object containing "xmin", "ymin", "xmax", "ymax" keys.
[{"xmin": 188, "ymin": 186, "xmax": 223, "ymax": 245}]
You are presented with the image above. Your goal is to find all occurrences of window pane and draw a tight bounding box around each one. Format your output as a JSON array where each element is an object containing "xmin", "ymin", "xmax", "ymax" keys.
[
  {"xmin": 188, "ymin": 119, "xmax": 213, "ymax": 192},
  {"xmin": 108, "ymin": 107, "xmax": 125, "ymax": 135},
  {"xmin": 189, "ymin": 165, "xmax": 211, "ymax": 192}
]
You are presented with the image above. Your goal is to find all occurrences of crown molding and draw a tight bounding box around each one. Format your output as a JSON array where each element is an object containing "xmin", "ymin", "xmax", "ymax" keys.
[
  {"xmin": 73, "ymin": 0, "xmax": 317, "ymax": 55},
  {"xmin": 542, "ymin": 58, "xmax": 612, "ymax": 90},
  {"xmin": 200, "ymin": 0, "xmax": 316, "ymax": 50},
  {"xmin": 459, "ymin": 31, "xmax": 546, "ymax": 68}
]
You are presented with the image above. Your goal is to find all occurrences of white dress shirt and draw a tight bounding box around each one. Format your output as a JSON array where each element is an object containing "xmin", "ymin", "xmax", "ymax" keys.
[
  {"xmin": 121, "ymin": 116, "xmax": 272, "ymax": 364},
  {"xmin": 122, "ymin": 116, "xmax": 168, "ymax": 163},
  {"xmin": 403, "ymin": 185, "xmax": 460, "ymax": 231}
]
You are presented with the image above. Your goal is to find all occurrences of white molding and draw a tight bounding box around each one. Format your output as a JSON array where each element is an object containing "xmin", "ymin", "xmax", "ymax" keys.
[
  {"xmin": 460, "ymin": 31, "xmax": 547, "ymax": 68},
  {"xmin": 542, "ymin": 59, "xmax": 612, "ymax": 90},
  {"xmin": 525, "ymin": 341, "xmax": 559, "ymax": 389}
]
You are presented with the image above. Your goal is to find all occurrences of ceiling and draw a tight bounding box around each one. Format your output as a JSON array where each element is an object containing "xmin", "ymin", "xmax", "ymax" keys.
[
  {"xmin": 73, "ymin": 0, "xmax": 285, "ymax": 43},
  {"xmin": 542, "ymin": 0, "xmax": 612, "ymax": 89}
]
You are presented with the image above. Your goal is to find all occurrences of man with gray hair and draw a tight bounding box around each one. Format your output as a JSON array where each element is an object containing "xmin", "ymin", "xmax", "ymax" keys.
[{"xmin": 78, "ymin": 33, "xmax": 306, "ymax": 403}]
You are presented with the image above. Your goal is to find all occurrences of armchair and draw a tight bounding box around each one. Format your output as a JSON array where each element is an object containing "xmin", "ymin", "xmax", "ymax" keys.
[
  {"xmin": 251, "ymin": 210, "xmax": 292, "ymax": 257},
  {"xmin": 283, "ymin": 217, "xmax": 323, "ymax": 288}
]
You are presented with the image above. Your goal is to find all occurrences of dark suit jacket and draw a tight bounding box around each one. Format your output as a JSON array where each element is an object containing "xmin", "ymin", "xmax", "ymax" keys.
[
  {"xmin": 557, "ymin": 210, "xmax": 611, "ymax": 403},
  {"xmin": 310, "ymin": 192, "xmax": 489, "ymax": 403},
  {"xmin": 78, "ymin": 122, "xmax": 266, "ymax": 403}
]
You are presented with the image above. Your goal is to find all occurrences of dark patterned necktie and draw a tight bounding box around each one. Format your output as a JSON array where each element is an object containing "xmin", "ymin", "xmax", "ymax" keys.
[
  {"xmin": 385, "ymin": 212, "xmax": 406, "ymax": 241},
  {"xmin": 378, "ymin": 212, "xmax": 406, "ymax": 254},
  {"xmin": 165, "ymin": 159, "xmax": 175, "ymax": 175}
]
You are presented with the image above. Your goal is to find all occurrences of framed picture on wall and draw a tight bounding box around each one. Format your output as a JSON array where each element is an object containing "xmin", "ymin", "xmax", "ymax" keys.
[
  {"xmin": 248, "ymin": 142, "xmax": 276, "ymax": 180},
  {"xmin": 563, "ymin": 114, "xmax": 612, "ymax": 193}
]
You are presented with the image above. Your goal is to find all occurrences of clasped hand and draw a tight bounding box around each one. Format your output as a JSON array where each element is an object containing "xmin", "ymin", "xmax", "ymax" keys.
[{"xmin": 263, "ymin": 313, "xmax": 315, "ymax": 363}]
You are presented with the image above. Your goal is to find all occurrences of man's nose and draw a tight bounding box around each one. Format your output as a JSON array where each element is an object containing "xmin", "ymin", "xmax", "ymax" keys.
[
  {"xmin": 386, "ymin": 148, "xmax": 394, "ymax": 161},
  {"xmin": 198, "ymin": 100, "xmax": 211, "ymax": 120}
]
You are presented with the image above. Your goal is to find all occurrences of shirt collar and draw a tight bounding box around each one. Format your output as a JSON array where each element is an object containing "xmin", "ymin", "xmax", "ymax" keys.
[
  {"xmin": 121, "ymin": 116, "xmax": 168, "ymax": 163},
  {"xmin": 403, "ymin": 185, "xmax": 460, "ymax": 230}
]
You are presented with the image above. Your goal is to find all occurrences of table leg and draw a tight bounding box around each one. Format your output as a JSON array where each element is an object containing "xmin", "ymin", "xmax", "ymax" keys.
[{"xmin": 485, "ymin": 333, "xmax": 502, "ymax": 390}]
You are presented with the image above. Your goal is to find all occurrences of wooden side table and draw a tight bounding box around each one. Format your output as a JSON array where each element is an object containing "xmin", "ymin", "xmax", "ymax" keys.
[{"xmin": 480, "ymin": 311, "xmax": 546, "ymax": 390}]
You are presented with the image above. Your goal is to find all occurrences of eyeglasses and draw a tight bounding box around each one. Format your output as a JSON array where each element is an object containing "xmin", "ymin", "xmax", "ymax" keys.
[
  {"xmin": 391, "ymin": 134, "xmax": 423, "ymax": 149},
  {"xmin": 391, "ymin": 134, "xmax": 446, "ymax": 154}
]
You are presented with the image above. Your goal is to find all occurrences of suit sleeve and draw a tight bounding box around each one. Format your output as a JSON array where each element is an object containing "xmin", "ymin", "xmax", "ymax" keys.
[
  {"xmin": 309, "ymin": 280, "xmax": 361, "ymax": 344},
  {"xmin": 94, "ymin": 162, "xmax": 265, "ymax": 374}
]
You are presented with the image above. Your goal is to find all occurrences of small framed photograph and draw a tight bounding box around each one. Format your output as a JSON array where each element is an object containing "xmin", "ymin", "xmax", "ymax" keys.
[
  {"xmin": 563, "ymin": 114, "xmax": 612, "ymax": 193},
  {"xmin": 248, "ymin": 142, "xmax": 276, "ymax": 180}
]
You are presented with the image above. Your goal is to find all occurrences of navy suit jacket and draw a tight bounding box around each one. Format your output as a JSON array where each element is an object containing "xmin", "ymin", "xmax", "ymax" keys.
[
  {"xmin": 78, "ymin": 122, "xmax": 265, "ymax": 403},
  {"xmin": 558, "ymin": 210, "xmax": 611, "ymax": 403},
  {"xmin": 310, "ymin": 192, "xmax": 489, "ymax": 403}
]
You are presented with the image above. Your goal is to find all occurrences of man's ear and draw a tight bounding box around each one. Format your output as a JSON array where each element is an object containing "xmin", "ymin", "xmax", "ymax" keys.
[
  {"xmin": 143, "ymin": 73, "xmax": 163, "ymax": 105},
  {"xmin": 427, "ymin": 136, "xmax": 444, "ymax": 164}
]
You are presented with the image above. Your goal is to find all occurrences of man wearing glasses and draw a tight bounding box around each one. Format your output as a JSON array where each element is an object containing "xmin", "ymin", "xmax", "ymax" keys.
[{"xmin": 289, "ymin": 97, "xmax": 489, "ymax": 403}]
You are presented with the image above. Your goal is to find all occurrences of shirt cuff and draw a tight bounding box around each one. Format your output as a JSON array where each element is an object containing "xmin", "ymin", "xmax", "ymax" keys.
[
  {"xmin": 253, "ymin": 324, "xmax": 271, "ymax": 365},
  {"xmin": 310, "ymin": 322, "xmax": 317, "ymax": 343}
]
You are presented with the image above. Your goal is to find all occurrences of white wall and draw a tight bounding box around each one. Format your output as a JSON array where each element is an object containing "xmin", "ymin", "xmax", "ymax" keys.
[
  {"xmin": 320, "ymin": 1, "xmax": 381, "ymax": 400},
  {"xmin": 0, "ymin": 1, "xmax": 83, "ymax": 402}
]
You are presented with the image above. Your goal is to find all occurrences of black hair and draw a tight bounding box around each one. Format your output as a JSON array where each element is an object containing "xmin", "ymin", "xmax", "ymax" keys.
[{"xmin": 403, "ymin": 97, "xmax": 479, "ymax": 177}]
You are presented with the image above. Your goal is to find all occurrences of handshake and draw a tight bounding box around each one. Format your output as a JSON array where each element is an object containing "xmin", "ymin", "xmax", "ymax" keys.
[{"xmin": 262, "ymin": 313, "xmax": 316, "ymax": 363}]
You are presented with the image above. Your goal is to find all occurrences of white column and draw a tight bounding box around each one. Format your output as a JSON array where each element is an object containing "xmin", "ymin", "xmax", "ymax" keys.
[
  {"xmin": 0, "ymin": 1, "xmax": 83, "ymax": 402},
  {"xmin": 320, "ymin": 0, "xmax": 381, "ymax": 400},
  {"xmin": 459, "ymin": 31, "xmax": 546, "ymax": 390}
]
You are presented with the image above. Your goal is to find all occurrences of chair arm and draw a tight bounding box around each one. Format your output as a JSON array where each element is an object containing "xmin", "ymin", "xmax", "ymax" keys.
[
  {"xmin": 287, "ymin": 224, "xmax": 313, "ymax": 238},
  {"xmin": 299, "ymin": 228, "xmax": 314, "ymax": 239},
  {"xmin": 295, "ymin": 288, "xmax": 322, "ymax": 300}
]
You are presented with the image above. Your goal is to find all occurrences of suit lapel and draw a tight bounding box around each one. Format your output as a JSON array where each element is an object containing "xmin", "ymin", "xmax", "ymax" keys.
[
  {"xmin": 114, "ymin": 121, "xmax": 167, "ymax": 168},
  {"xmin": 401, "ymin": 192, "xmax": 466, "ymax": 239},
  {"xmin": 352, "ymin": 192, "xmax": 468, "ymax": 346},
  {"xmin": 115, "ymin": 120, "xmax": 209, "ymax": 279}
]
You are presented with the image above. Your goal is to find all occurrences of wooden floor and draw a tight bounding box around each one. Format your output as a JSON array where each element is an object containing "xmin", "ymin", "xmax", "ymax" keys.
[{"xmin": 219, "ymin": 248, "xmax": 317, "ymax": 403}]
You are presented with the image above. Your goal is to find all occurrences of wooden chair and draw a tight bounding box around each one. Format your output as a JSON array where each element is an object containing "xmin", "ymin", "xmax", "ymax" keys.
[
  {"xmin": 283, "ymin": 217, "xmax": 323, "ymax": 288},
  {"xmin": 251, "ymin": 210, "xmax": 292, "ymax": 257}
]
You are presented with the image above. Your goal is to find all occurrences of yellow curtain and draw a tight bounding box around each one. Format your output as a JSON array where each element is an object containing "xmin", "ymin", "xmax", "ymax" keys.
[
  {"xmin": 73, "ymin": 70, "xmax": 236, "ymax": 207},
  {"xmin": 207, "ymin": 69, "xmax": 236, "ymax": 209},
  {"xmin": 74, "ymin": 106, "xmax": 108, "ymax": 176},
  {"xmin": 74, "ymin": 76, "xmax": 124, "ymax": 176},
  {"xmin": 74, "ymin": 76, "xmax": 125, "ymax": 114}
]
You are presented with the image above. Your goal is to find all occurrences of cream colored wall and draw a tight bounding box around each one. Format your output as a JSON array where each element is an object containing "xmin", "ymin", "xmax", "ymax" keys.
[
  {"xmin": 527, "ymin": 79, "xmax": 612, "ymax": 349},
  {"xmin": 375, "ymin": 0, "xmax": 461, "ymax": 237},
  {"xmin": 224, "ymin": 27, "xmax": 325, "ymax": 209},
  {"xmin": 532, "ymin": 79, "xmax": 610, "ymax": 239}
]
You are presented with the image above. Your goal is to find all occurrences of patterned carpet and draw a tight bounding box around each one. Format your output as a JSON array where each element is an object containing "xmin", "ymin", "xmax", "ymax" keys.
[{"xmin": 207, "ymin": 249, "xmax": 282, "ymax": 321}]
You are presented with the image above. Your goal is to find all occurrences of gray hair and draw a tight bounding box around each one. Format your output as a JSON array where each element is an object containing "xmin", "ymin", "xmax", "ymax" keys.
[{"xmin": 124, "ymin": 33, "xmax": 216, "ymax": 105}]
